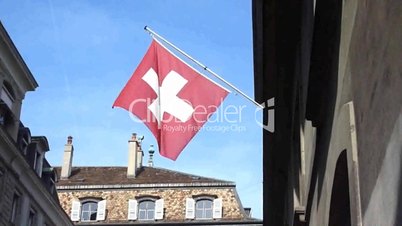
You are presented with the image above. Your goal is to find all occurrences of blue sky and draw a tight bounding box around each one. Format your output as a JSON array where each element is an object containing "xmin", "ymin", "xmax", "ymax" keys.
[{"xmin": 1, "ymin": 0, "xmax": 262, "ymax": 219}]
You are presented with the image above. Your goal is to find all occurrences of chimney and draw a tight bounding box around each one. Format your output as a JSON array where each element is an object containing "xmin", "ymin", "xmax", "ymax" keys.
[
  {"xmin": 61, "ymin": 136, "xmax": 74, "ymax": 179},
  {"xmin": 127, "ymin": 133, "xmax": 139, "ymax": 178}
]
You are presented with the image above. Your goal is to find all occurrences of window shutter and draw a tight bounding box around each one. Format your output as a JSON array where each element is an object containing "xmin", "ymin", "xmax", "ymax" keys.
[
  {"xmin": 71, "ymin": 200, "xmax": 81, "ymax": 221},
  {"xmin": 96, "ymin": 200, "xmax": 107, "ymax": 221},
  {"xmin": 128, "ymin": 199, "xmax": 138, "ymax": 220},
  {"xmin": 155, "ymin": 199, "xmax": 164, "ymax": 220},
  {"xmin": 185, "ymin": 198, "xmax": 195, "ymax": 219},
  {"xmin": 213, "ymin": 198, "xmax": 223, "ymax": 219}
]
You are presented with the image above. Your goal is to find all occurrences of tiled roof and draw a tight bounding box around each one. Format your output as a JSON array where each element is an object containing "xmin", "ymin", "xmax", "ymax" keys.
[{"xmin": 55, "ymin": 166, "xmax": 233, "ymax": 187}]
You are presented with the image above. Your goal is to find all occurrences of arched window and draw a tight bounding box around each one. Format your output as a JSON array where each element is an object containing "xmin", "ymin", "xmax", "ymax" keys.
[
  {"xmin": 195, "ymin": 199, "xmax": 213, "ymax": 219},
  {"xmin": 81, "ymin": 201, "xmax": 98, "ymax": 221},
  {"xmin": 138, "ymin": 200, "xmax": 155, "ymax": 220}
]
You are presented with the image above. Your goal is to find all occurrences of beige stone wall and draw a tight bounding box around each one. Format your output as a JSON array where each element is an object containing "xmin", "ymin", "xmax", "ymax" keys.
[{"xmin": 58, "ymin": 187, "xmax": 245, "ymax": 223}]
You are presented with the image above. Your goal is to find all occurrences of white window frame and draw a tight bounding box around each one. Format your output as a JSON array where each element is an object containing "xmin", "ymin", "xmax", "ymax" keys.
[
  {"xmin": 191, "ymin": 196, "xmax": 223, "ymax": 220},
  {"xmin": 195, "ymin": 198, "xmax": 214, "ymax": 220},
  {"xmin": 131, "ymin": 197, "xmax": 164, "ymax": 221},
  {"xmin": 137, "ymin": 199, "xmax": 156, "ymax": 221},
  {"xmin": 80, "ymin": 200, "xmax": 98, "ymax": 222}
]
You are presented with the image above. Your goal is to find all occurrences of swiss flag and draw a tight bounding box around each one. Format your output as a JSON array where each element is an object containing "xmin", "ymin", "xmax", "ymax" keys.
[{"xmin": 113, "ymin": 40, "xmax": 229, "ymax": 160}]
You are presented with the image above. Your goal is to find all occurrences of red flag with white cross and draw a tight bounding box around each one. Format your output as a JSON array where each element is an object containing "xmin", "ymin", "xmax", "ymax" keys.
[{"xmin": 113, "ymin": 40, "xmax": 229, "ymax": 160}]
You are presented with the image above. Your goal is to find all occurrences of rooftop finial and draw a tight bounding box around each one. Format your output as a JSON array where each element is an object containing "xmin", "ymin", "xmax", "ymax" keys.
[
  {"xmin": 131, "ymin": 133, "xmax": 137, "ymax": 141},
  {"xmin": 67, "ymin": 136, "xmax": 73, "ymax": 144},
  {"xmin": 148, "ymin": 145, "xmax": 155, "ymax": 167}
]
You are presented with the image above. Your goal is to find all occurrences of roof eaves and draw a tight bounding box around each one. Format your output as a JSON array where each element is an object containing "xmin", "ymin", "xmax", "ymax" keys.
[
  {"xmin": 0, "ymin": 21, "xmax": 38, "ymax": 91},
  {"xmin": 57, "ymin": 182, "xmax": 236, "ymax": 191}
]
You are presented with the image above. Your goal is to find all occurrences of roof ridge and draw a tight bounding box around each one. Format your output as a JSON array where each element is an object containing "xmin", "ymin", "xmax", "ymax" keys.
[{"xmin": 55, "ymin": 166, "xmax": 235, "ymax": 186}]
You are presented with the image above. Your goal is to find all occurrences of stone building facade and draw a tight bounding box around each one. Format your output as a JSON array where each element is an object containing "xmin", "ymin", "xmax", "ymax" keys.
[
  {"xmin": 58, "ymin": 187, "xmax": 244, "ymax": 222},
  {"xmin": 253, "ymin": 0, "xmax": 402, "ymax": 225},
  {"xmin": 56, "ymin": 134, "xmax": 261, "ymax": 225},
  {"xmin": 0, "ymin": 21, "xmax": 73, "ymax": 226}
]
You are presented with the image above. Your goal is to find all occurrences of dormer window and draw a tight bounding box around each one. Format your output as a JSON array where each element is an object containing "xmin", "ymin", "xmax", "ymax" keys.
[
  {"xmin": 17, "ymin": 127, "xmax": 31, "ymax": 155},
  {"xmin": 21, "ymin": 135, "xmax": 29, "ymax": 155},
  {"xmin": 34, "ymin": 151, "xmax": 43, "ymax": 176},
  {"xmin": 26, "ymin": 143, "xmax": 43, "ymax": 177}
]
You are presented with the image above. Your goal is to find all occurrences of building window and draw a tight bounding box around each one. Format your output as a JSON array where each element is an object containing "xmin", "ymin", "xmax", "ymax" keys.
[
  {"xmin": 1, "ymin": 81, "xmax": 15, "ymax": 110},
  {"xmin": 71, "ymin": 199, "xmax": 106, "ymax": 222},
  {"xmin": 138, "ymin": 200, "xmax": 155, "ymax": 220},
  {"xmin": 34, "ymin": 151, "xmax": 42, "ymax": 176},
  {"xmin": 0, "ymin": 82, "xmax": 15, "ymax": 128},
  {"xmin": 10, "ymin": 192, "xmax": 20, "ymax": 223},
  {"xmin": 195, "ymin": 199, "xmax": 213, "ymax": 219},
  {"xmin": 128, "ymin": 198, "xmax": 163, "ymax": 221},
  {"xmin": 27, "ymin": 209, "xmax": 36, "ymax": 226},
  {"xmin": 0, "ymin": 168, "xmax": 5, "ymax": 203},
  {"xmin": 186, "ymin": 196, "xmax": 222, "ymax": 220},
  {"xmin": 21, "ymin": 136, "xmax": 29, "ymax": 155},
  {"xmin": 81, "ymin": 201, "xmax": 98, "ymax": 221}
]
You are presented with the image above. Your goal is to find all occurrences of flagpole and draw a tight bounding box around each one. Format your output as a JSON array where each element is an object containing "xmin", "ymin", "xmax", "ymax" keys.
[{"xmin": 144, "ymin": 26, "xmax": 264, "ymax": 109}]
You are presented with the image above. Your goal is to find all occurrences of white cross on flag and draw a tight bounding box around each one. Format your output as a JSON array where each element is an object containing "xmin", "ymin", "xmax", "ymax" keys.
[{"xmin": 113, "ymin": 40, "xmax": 229, "ymax": 160}]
